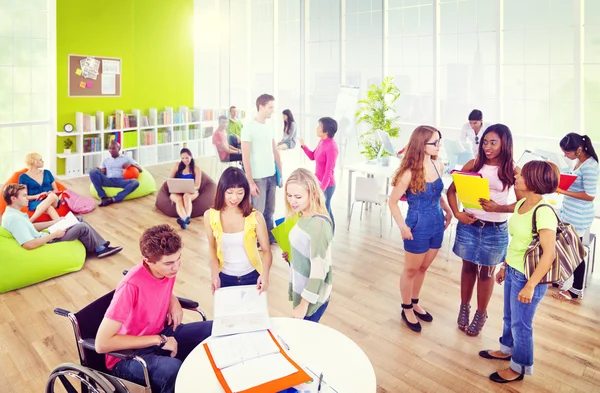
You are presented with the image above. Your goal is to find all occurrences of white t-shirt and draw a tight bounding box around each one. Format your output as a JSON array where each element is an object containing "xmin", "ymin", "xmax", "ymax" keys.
[{"xmin": 459, "ymin": 121, "xmax": 491, "ymax": 156}]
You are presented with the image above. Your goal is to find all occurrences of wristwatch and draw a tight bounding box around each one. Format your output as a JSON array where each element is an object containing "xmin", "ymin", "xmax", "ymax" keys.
[{"xmin": 159, "ymin": 334, "xmax": 168, "ymax": 348}]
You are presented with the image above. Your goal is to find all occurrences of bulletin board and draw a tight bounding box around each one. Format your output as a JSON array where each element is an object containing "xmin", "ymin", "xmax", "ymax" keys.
[{"xmin": 68, "ymin": 54, "xmax": 122, "ymax": 97}]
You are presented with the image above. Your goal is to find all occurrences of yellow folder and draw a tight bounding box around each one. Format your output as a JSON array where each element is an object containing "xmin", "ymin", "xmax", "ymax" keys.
[
  {"xmin": 270, "ymin": 215, "xmax": 300, "ymax": 260},
  {"xmin": 451, "ymin": 173, "xmax": 490, "ymax": 210}
]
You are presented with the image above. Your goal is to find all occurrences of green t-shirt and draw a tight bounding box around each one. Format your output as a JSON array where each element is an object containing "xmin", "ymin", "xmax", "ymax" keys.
[
  {"xmin": 228, "ymin": 118, "xmax": 243, "ymax": 137},
  {"xmin": 506, "ymin": 199, "xmax": 558, "ymax": 273},
  {"xmin": 241, "ymin": 119, "xmax": 275, "ymax": 179}
]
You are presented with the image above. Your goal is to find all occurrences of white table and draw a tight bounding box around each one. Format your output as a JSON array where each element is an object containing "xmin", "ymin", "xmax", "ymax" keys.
[
  {"xmin": 175, "ymin": 317, "xmax": 377, "ymax": 393},
  {"xmin": 344, "ymin": 159, "xmax": 453, "ymax": 219}
]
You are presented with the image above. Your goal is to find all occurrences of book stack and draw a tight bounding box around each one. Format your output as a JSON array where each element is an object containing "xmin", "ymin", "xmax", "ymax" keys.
[
  {"xmin": 203, "ymin": 109, "xmax": 214, "ymax": 121},
  {"xmin": 82, "ymin": 115, "xmax": 97, "ymax": 132},
  {"xmin": 142, "ymin": 130, "xmax": 155, "ymax": 145},
  {"xmin": 158, "ymin": 111, "xmax": 172, "ymax": 125},
  {"xmin": 83, "ymin": 136, "xmax": 102, "ymax": 153}
]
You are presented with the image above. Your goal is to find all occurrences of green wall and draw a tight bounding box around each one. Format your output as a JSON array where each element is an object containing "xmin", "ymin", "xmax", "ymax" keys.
[{"xmin": 56, "ymin": 0, "xmax": 194, "ymax": 172}]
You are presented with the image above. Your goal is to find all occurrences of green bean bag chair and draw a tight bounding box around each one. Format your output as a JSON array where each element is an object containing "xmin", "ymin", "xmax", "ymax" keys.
[
  {"xmin": 0, "ymin": 227, "xmax": 86, "ymax": 293},
  {"xmin": 89, "ymin": 168, "xmax": 157, "ymax": 201}
]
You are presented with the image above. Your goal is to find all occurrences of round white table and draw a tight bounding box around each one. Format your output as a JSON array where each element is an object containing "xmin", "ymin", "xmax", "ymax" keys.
[{"xmin": 176, "ymin": 317, "xmax": 377, "ymax": 393}]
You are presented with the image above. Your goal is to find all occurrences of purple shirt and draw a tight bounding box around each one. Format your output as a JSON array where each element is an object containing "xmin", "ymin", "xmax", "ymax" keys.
[{"xmin": 301, "ymin": 137, "xmax": 338, "ymax": 190}]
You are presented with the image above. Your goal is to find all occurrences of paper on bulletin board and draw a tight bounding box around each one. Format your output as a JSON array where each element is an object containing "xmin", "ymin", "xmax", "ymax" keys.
[
  {"xmin": 102, "ymin": 59, "xmax": 120, "ymax": 74},
  {"xmin": 102, "ymin": 73, "xmax": 116, "ymax": 95}
]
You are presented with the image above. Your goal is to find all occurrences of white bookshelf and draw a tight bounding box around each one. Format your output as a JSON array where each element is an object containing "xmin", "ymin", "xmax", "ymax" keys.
[{"xmin": 55, "ymin": 106, "xmax": 242, "ymax": 179}]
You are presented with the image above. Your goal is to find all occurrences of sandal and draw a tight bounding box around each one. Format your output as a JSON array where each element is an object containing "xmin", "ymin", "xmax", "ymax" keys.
[
  {"xmin": 552, "ymin": 291, "xmax": 578, "ymax": 301},
  {"xmin": 466, "ymin": 310, "xmax": 487, "ymax": 336},
  {"xmin": 457, "ymin": 304, "xmax": 470, "ymax": 331}
]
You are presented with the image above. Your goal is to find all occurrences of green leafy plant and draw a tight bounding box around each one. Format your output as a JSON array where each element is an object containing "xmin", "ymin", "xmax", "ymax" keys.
[
  {"xmin": 355, "ymin": 76, "xmax": 401, "ymax": 160},
  {"xmin": 63, "ymin": 138, "xmax": 73, "ymax": 150}
]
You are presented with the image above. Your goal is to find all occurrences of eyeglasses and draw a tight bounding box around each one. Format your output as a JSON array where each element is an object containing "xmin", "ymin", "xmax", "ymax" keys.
[{"xmin": 425, "ymin": 141, "xmax": 441, "ymax": 147}]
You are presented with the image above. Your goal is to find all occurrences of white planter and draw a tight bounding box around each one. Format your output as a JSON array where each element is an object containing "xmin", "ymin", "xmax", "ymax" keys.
[{"xmin": 63, "ymin": 149, "xmax": 71, "ymax": 154}]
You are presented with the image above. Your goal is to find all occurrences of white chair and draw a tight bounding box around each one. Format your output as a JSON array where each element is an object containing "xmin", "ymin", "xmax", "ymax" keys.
[
  {"xmin": 348, "ymin": 177, "xmax": 388, "ymax": 237},
  {"xmin": 583, "ymin": 229, "xmax": 597, "ymax": 288},
  {"xmin": 211, "ymin": 144, "xmax": 236, "ymax": 179}
]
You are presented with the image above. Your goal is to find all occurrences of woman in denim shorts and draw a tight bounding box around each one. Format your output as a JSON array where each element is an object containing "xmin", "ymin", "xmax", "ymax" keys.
[
  {"xmin": 389, "ymin": 126, "xmax": 453, "ymax": 333},
  {"xmin": 447, "ymin": 125, "xmax": 522, "ymax": 336}
]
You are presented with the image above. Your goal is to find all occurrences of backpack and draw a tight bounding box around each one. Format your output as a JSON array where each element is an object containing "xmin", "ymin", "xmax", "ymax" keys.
[
  {"xmin": 524, "ymin": 204, "xmax": 586, "ymax": 284},
  {"xmin": 62, "ymin": 189, "xmax": 97, "ymax": 214}
]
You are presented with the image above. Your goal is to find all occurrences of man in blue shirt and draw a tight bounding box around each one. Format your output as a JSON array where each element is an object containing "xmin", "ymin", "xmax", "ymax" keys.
[
  {"xmin": 89, "ymin": 141, "xmax": 143, "ymax": 207},
  {"xmin": 2, "ymin": 184, "xmax": 122, "ymax": 257}
]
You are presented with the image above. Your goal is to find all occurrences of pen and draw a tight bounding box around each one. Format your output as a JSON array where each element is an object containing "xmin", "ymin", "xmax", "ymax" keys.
[{"xmin": 317, "ymin": 372, "xmax": 323, "ymax": 392}]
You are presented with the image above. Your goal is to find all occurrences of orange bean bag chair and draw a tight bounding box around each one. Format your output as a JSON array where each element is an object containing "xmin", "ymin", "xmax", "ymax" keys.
[{"xmin": 0, "ymin": 168, "xmax": 71, "ymax": 222}]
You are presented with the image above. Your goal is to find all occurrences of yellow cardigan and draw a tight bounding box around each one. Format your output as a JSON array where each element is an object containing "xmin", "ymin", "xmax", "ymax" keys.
[{"xmin": 208, "ymin": 208, "xmax": 263, "ymax": 274}]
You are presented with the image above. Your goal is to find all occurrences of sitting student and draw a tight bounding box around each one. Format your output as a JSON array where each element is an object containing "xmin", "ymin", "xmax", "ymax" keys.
[
  {"xmin": 213, "ymin": 116, "xmax": 242, "ymax": 162},
  {"xmin": 96, "ymin": 225, "xmax": 213, "ymax": 393},
  {"xmin": 89, "ymin": 141, "xmax": 143, "ymax": 207},
  {"xmin": 282, "ymin": 168, "xmax": 333, "ymax": 323},
  {"xmin": 204, "ymin": 167, "xmax": 272, "ymax": 294},
  {"xmin": 2, "ymin": 184, "xmax": 122, "ymax": 257},
  {"xmin": 19, "ymin": 152, "xmax": 61, "ymax": 222},
  {"xmin": 277, "ymin": 109, "xmax": 297, "ymax": 150},
  {"xmin": 168, "ymin": 148, "xmax": 203, "ymax": 229}
]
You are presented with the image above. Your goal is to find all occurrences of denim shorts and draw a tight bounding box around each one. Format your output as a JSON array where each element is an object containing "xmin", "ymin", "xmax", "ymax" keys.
[
  {"xmin": 403, "ymin": 210, "xmax": 444, "ymax": 254},
  {"xmin": 453, "ymin": 221, "xmax": 508, "ymax": 266}
]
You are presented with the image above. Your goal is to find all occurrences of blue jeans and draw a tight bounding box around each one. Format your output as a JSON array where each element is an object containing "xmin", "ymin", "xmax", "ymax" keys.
[
  {"xmin": 89, "ymin": 168, "xmax": 140, "ymax": 202},
  {"xmin": 111, "ymin": 321, "xmax": 213, "ymax": 393},
  {"xmin": 323, "ymin": 185, "xmax": 336, "ymax": 234},
  {"xmin": 219, "ymin": 270, "xmax": 260, "ymax": 288},
  {"xmin": 499, "ymin": 266, "xmax": 547, "ymax": 375},
  {"xmin": 304, "ymin": 301, "xmax": 329, "ymax": 323},
  {"xmin": 252, "ymin": 175, "xmax": 277, "ymax": 243}
]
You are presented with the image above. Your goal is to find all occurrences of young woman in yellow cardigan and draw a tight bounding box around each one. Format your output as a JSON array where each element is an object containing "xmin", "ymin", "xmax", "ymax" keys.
[{"xmin": 204, "ymin": 167, "xmax": 272, "ymax": 294}]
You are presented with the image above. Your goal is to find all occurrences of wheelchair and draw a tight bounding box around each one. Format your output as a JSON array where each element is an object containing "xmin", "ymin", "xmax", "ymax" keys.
[{"xmin": 46, "ymin": 271, "xmax": 207, "ymax": 393}]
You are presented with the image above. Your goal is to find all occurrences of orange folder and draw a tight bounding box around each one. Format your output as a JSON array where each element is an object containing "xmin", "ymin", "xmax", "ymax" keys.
[{"xmin": 203, "ymin": 330, "xmax": 311, "ymax": 393}]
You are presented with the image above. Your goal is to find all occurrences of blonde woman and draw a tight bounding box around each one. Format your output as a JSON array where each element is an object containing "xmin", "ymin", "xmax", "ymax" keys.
[
  {"xmin": 18, "ymin": 153, "xmax": 60, "ymax": 222},
  {"xmin": 282, "ymin": 168, "xmax": 333, "ymax": 322}
]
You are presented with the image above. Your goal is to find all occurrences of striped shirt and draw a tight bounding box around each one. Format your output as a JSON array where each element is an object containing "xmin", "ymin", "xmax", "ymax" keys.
[
  {"xmin": 288, "ymin": 215, "xmax": 333, "ymax": 317},
  {"xmin": 560, "ymin": 157, "xmax": 599, "ymax": 233}
]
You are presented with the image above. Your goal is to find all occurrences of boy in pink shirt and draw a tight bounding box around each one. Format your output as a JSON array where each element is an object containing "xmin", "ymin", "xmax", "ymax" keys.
[
  {"xmin": 96, "ymin": 225, "xmax": 212, "ymax": 393},
  {"xmin": 300, "ymin": 117, "xmax": 339, "ymax": 232}
]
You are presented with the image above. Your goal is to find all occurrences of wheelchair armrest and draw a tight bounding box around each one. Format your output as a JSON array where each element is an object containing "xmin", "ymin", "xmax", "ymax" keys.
[
  {"xmin": 177, "ymin": 296, "xmax": 199, "ymax": 310},
  {"xmin": 80, "ymin": 338, "xmax": 136, "ymax": 360}
]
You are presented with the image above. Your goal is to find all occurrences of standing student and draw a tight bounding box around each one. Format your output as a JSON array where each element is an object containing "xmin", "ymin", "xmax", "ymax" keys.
[
  {"xmin": 552, "ymin": 133, "xmax": 598, "ymax": 301},
  {"xmin": 241, "ymin": 94, "xmax": 283, "ymax": 244},
  {"xmin": 447, "ymin": 124, "xmax": 522, "ymax": 336},
  {"xmin": 277, "ymin": 109, "xmax": 298, "ymax": 150},
  {"xmin": 299, "ymin": 117, "xmax": 339, "ymax": 232},
  {"xmin": 167, "ymin": 148, "xmax": 203, "ymax": 229},
  {"xmin": 388, "ymin": 126, "xmax": 453, "ymax": 333},
  {"xmin": 479, "ymin": 161, "xmax": 559, "ymax": 384},
  {"xmin": 204, "ymin": 167, "xmax": 272, "ymax": 294},
  {"xmin": 282, "ymin": 168, "xmax": 333, "ymax": 323},
  {"xmin": 89, "ymin": 141, "xmax": 143, "ymax": 207},
  {"xmin": 96, "ymin": 225, "xmax": 213, "ymax": 393},
  {"xmin": 213, "ymin": 116, "xmax": 242, "ymax": 162},
  {"xmin": 18, "ymin": 152, "xmax": 61, "ymax": 222},
  {"xmin": 460, "ymin": 109, "xmax": 491, "ymax": 156}
]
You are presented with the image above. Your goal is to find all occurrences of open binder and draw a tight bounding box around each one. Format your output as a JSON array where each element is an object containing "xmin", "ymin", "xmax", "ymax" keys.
[{"xmin": 204, "ymin": 330, "xmax": 311, "ymax": 393}]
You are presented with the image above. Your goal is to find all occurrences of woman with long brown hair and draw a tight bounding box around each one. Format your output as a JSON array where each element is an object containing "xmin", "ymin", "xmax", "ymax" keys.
[{"xmin": 388, "ymin": 126, "xmax": 453, "ymax": 332}]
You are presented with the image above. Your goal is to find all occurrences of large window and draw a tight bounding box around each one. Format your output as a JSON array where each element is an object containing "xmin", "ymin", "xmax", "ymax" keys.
[{"xmin": 0, "ymin": 0, "xmax": 54, "ymax": 181}]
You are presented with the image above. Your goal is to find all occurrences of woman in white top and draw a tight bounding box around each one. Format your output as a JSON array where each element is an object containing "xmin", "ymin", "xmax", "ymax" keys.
[
  {"xmin": 204, "ymin": 167, "xmax": 272, "ymax": 293},
  {"xmin": 460, "ymin": 109, "xmax": 491, "ymax": 156},
  {"xmin": 448, "ymin": 124, "xmax": 523, "ymax": 336}
]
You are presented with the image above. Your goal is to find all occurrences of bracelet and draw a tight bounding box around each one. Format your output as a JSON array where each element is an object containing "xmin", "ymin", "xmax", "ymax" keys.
[{"xmin": 499, "ymin": 265, "xmax": 506, "ymax": 270}]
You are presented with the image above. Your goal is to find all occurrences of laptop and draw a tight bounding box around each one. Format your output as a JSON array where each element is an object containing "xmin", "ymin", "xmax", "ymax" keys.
[{"xmin": 167, "ymin": 178, "xmax": 196, "ymax": 194}]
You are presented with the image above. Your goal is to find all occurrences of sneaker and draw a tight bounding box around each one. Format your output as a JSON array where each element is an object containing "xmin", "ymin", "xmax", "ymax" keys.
[
  {"xmin": 99, "ymin": 197, "xmax": 115, "ymax": 207},
  {"xmin": 185, "ymin": 216, "xmax": 191, "ymax": 225},
  {"xmin": 97, "ymin": 246, "xmax": 123, "ymax": 258},
  {"xmin": 176, "ymin": 217, "xmax": 187, "ymax": 230}
]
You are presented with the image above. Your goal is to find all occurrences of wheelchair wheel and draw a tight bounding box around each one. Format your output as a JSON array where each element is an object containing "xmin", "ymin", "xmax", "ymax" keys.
[{"xmin": 46, "ymin": 363, "xmax": 130, "ymax": 393}]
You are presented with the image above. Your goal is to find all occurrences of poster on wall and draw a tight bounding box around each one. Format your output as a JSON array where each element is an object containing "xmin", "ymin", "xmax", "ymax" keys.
[{"xmin": 68, "ymin": 54, "xmax": 121, "ymax": 97}]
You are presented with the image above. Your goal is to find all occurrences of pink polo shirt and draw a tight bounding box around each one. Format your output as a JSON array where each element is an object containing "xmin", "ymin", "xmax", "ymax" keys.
[{"xmin": 104, "ymin": 263, "xmax": 175, "ymax": 370}]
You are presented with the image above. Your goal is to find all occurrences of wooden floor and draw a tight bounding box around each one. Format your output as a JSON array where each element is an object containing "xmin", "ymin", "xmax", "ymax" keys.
[{"xmin": 1, "ymin": 156, "xmax": 599, "ymax": 393}]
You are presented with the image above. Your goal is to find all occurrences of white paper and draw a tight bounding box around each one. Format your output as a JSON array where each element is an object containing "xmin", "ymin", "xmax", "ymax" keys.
[
  {"xmin": 102, "ymin": 59, "xmax": 120, "ymax": 74},
  {"xmin": 212, "ymin": 285, "xmax": 271, "ymax": 337},
  {"xmin": 207, "ymin": 330, "xmax": 280, "ymax": 369},
  {"xmin": 48, "ymin": 212, "xmax": 79, "ymax": 234},
  {"xmin": 102, "ymin": 73, "xmax": 116, "ymax": 95},
  {"xmin": 220, "ymin": 352, "xmax": 297, "ymax": 393}
]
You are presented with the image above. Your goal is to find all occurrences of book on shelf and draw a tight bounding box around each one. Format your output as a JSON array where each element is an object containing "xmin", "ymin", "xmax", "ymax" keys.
[
  {"xmin": 83, "ymin": 136, "xmax": 102, "ymax": 153},
  {"xmin": 140, "ymin": 116, "xmax": 149, "ymax": 127}
]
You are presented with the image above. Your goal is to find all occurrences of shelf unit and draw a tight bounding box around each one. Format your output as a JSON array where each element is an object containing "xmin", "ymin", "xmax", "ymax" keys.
[{"xmin": 55, "ymin": 106, "xmax": 240, "ymax": 179}]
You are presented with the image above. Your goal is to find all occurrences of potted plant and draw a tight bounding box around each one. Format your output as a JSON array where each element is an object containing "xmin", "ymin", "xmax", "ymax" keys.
[
  {"xmin": 63, "ymin": 138, "xmax": 73, "ymax": 154},
  {"xmin": 355, "ymin": 76, "xmax": 401, "ymax": 164}
]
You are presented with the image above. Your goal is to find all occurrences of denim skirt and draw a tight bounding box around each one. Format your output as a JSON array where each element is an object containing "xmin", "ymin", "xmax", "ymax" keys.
[{"xmin": 452, "ymin": 221, "xmax": 508, "ymax": 266}]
